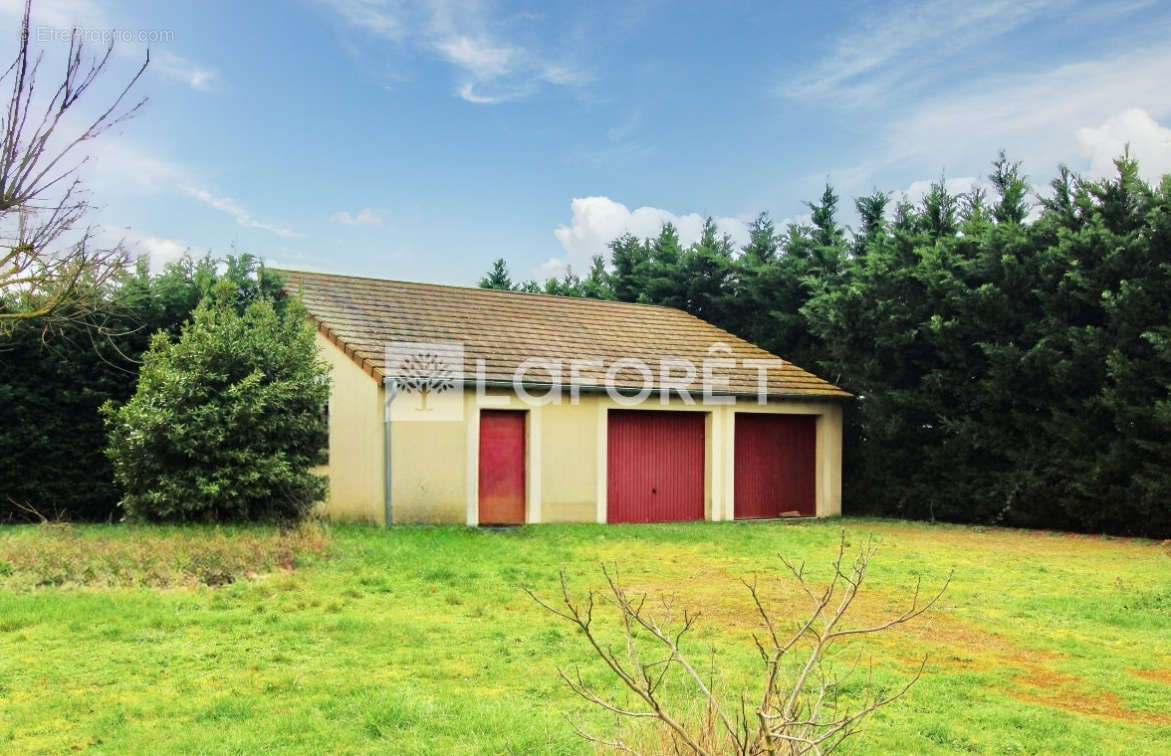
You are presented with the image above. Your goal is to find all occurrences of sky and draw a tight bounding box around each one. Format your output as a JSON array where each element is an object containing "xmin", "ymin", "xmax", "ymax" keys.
[{"xmin": 4, "ymin": 0, "xmax": 1171, "ymax": 285}]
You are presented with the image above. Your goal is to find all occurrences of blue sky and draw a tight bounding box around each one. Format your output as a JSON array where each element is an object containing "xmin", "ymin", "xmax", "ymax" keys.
[{"xmin": 6, "ymin": 0, "xmax": 1171, "ymax": 284}]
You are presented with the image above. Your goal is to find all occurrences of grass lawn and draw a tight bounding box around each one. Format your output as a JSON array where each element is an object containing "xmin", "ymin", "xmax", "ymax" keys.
[{"xmin": 1, "ymin": 518, "xmax": 1169, "ymax": 754}]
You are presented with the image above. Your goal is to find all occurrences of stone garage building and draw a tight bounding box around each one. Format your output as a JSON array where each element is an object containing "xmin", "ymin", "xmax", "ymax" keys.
[{"xmin": 279, "ymin": 270, "xmax": 850, "ymax": 526}]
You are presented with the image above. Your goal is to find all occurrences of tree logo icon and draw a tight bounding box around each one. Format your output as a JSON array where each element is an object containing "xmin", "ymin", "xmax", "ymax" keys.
[
  {"xmin": 398, "ymin": 349, "xmax": 456, "ymax": 411},
  {"xmin": 385, "ymin": 341, "xmax": 464, "ymax": 421}
]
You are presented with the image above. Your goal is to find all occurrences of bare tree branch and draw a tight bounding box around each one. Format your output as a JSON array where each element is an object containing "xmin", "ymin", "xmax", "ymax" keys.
[
  {"xmin": 0, "ymin": 0, "xmax": 148, "ymax": 332},
  {"xmin": 526, "ymin": 531, "xmax": 950, "ymax": 755}
]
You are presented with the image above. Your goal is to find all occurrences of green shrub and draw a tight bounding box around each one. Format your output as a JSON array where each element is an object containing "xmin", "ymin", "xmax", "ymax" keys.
[
  {"xmin": 0, "ymin": 254, "xmax": 285, "ymax": 522},
  {"xmin": 103, "ymin": 282, "xmax": 330, "ymax": 522}
]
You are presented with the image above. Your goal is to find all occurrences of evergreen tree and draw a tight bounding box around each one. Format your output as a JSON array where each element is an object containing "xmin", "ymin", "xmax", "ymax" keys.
[
  {"xmin": 990, "ymin": 151, "xmax": 1030, "ymax": 224},
  {"xmin": 479, "ymin": 258, "xmax": 513, "ymax": 290},
  {"xmin": 643, "ymin": 223, "xmax": 687, "ymax": 308},
  {"xmin": 103, "ymin": 282, "xmax": 329, "ymax": 522},
  {"xmin": 543, "ymin": 267, "xmax": 583, "ymax": 297},
  {"xmin": 920, "ymin": 178, "xmax": 958, "ymax": 239},
  {"xmin": 854, "ymin": 191, "xmax": 889, "ymax": 256},
  {"xmin": 581, "ymin": 255, "xmax": 613, "ymax": 299},
  {"xmin": 807, "ymin": 183, "xmax": 848, "ymax": 275},
  {"xmin": 680, "ymin": 217, "xmax": 736, "ymax": 325},
  {"xmin": 744, "ymin": 220, "xmax": 819, "ymax": 370},
  {"xmin": 742, "ymin": 212, "xmax": 779, "ymax": 265},
  {"xmin": 609, "ymin": 233, "xmax": 650, "ymax": 302},
  {"xmin": 959, "ymin": 184, "xmax": 991, "ymax": 230},
  {"xmin": 0, "ymin": 254, "xmax": 283, "ymax": 522}
]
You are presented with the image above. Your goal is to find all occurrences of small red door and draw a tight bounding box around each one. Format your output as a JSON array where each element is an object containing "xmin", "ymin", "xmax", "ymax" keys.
[
  {"xmin": 607, "ymin": 410, "xmax": 705, "ymax": 523},
  {"xmin": 478, "ymin": 410, "xmax": 526, "ymax": 524},
  {"xmin": 734, "ymin": 414, "xmax": 816, "ymax": 518}
]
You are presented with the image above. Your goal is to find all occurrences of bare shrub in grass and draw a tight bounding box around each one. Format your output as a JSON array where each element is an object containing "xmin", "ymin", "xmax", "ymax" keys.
[
  {"xmin": 526, "ymin": 533, "xmax": 950, "ymax": 755},
  {"xmin": 0, "ymin": 520, "xmax": 331, "ymax": 589}
]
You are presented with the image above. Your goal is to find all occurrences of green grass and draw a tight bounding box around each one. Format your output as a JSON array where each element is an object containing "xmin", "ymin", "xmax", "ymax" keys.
[{"xmin": 1, "ymin": 519, "xmax": 1169, "ymax": 754}]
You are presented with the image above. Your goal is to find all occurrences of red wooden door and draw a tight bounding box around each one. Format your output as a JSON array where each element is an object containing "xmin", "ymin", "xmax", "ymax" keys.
[
  {"xmin": 607, "ymin": 410, "xmax": 705, "ymax": 523},
  {"xmin": 478, "ymin": 410, "xmax": 526, "ymax": 525},
  {"xmin": 734, "ymin": 414, "xmax": 816, "ymax": 518}
]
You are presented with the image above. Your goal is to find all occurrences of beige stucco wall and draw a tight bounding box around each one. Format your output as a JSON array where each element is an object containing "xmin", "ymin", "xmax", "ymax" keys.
[
  {"xmin": 316, "ymin": 332, "xmax": 471, "ymax": 525},
  {"xmin": 538, "ymin": 399, "xmax": 597, "ymax": 523},
  {"xmin": 315, "ymin": 331, "xmax": 383, "ymax": 522},
  {"xmin": 390, "ymin": 415, "xmax": 467, "ymax": 524},
  {"xmin": 315, "ymin": 335, "xmax": 844, "ymax": 524}
]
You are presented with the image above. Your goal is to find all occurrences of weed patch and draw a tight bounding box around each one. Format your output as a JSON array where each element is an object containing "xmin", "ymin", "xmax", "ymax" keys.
[{"xmin": 0, "ymin": 522, "xmax": 331, "ymax": 589}]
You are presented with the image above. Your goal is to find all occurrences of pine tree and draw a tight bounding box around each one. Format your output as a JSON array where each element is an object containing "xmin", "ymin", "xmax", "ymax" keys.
[
  {"xmin": 742, "ymin": 212, "xmax": 779, "ymax": 265},
  {"xmin": 854, "ymin": 191, "xmax": 889, "ymax": 256},
  {"xmin": 543, "ymin": 267, "xmax": 583, "ymax": 297},
  {"xmin": 920, "ymin": 178, "xmax": 958, "ymax": 239},
  {"xmin": 479, "ymin": 258, "xmax": 513, "ymax": 290},
  {"xmin": 609, "ymin": 233, "xmax": 650, "ymax": 302},
  {"xmin": 581, "ymin": 255, "xmax": 613, "ymax": 299},
  {"xmin": 680, "ymin": 217, "xmax": 735, "ymax": 325},
  {"xmin": 643, "ymin": 223, "xmax": 687, "ymax": 308},
  {"xmin": 989, "ymin": 151, "xmax": 1029, "ymax": 224},
  {"xmin": 807, "ymin": 184, "xmax": 847, "ymax": 275}
]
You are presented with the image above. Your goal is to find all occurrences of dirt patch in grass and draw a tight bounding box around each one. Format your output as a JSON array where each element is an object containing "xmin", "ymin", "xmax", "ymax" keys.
[
  {"xmin": 853, "ymin": 521, "xmax": 1162, "ymax": 559},
  {"xmin": 0, "ymin": 521, "xmax": 332, "ymax": 589},
  {"xmin": 1014, "ymin": 666, "xmax": 1171, "ymax": 725},
  {"xmin": 1130, "ymin": 667, "xmax": 1171, "ymax": 686}
]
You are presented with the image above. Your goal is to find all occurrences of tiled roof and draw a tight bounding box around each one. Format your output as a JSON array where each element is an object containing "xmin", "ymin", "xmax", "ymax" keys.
[{"xmin": 277, "ymin": 269, "xmax": 850, "ymax": 399}]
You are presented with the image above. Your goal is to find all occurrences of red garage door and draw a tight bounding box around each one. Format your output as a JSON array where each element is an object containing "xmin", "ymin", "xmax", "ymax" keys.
[
  {"xmin": 607, "ymin": 410, "xmax": 705, "ymax": 523},
  {"xmin": 479, "ymin": 410, "xmax": 526, "ymax": 525},
  {"xmin": 734, "ymin": 414, "xmax": 816, "ymax": 518}
]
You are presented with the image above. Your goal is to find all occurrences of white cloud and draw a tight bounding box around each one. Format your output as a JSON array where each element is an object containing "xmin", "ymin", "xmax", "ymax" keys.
[
  {"xmin": 180, "ymin": 185, "xmax": 302, "ymax": 238},
  {"xmin": 896, "ymin": 176, "xmax": 986, "ymax": 205},
  {"xmin": 121, "ymin": 232, "xmax": 190, "ymax": 270},
  {"xmin": 455, "ymin": 81, "xmax": 530, "ymax": 105},
  {"xmin": 1076, "ymin": 108, "xmax": 1171, "ymax": 181},
  {"xmin": 435, "ymin": 36, "xmax": 517, "ymax": 79},
  {"xmin": 829, "ymin": 42, "xmax": 1171, "ymax": 194},
  {"xmin": 316, "ymin": 0, "xmax": 403, "ymax": 40},
  {"xmin": 549, "ymin": 196, "xmax": 749, "ymax": 276},
  {"xmin": 93, "ymin": 225, "xmax": 190, "ymax": 271},
  {"xmin": 437, "ymin": 34, "xmax": 588, "ymax": 104},
  {"xmin": 535, "ymin": 256, "xmax": 567, "ymax": 280},
  {"xmin": 320, "ymin": 0, "xmax": 591, "ymax": 104},
  {"xmin": 153, "ymin": 50, "xmax": 219, "ymax": 92},
  {"xmin": 779, "ymin": 0, "xmax": 1070, "ymax": 107},
  {"xmin": 538, "ymin": 64, "xmax": 591, "ymax": 87},
  {"xmin": 331, "ymin": 208, "xmax": 383, "ymax": 226}
]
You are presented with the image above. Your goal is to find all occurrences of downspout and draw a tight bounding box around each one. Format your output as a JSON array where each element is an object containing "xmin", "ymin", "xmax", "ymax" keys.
[{"xmin": 382, "ymin": 377, "xmax": 399, "ymax": 526}]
